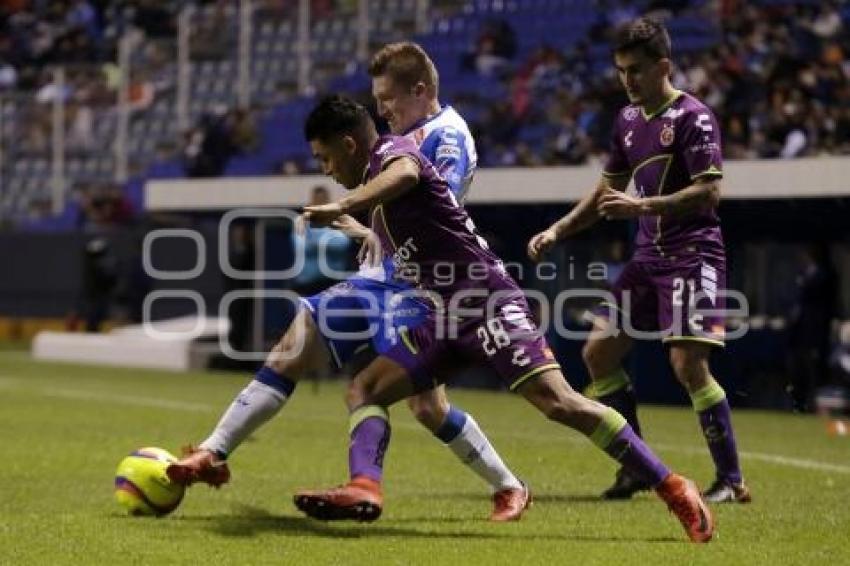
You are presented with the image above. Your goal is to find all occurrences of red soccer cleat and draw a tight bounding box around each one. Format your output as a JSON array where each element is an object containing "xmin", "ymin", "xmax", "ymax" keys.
[
  {"xmin": 490, "ymin": 481, "xmax": 532, "ymax": 522},
  {"xmin": 165, "ymin": 445, "xmax": 230, "ymax": 488},
  {"xmin": 294, "ymin": 476, "xmax": 383, "ymax": 522},
  {"xmin": 656, "ymin": 473, "xmax": 714, "ymax": 543}
]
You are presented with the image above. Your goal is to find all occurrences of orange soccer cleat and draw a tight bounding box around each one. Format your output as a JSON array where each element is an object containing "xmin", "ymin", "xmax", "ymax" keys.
[
  {"xmin": 656, "ymin": 473, "xmax": 714, "ymax": 543},
  {"xmin": 294, "ymin": 476, "xmax": 383, "ymax": 522},
  {"xmin": 165, "ymin": 445, "xmax": 231, "ymax": 488},
  {"xmin": 490, "ymin": 481, "xmax": 532, "ymax": 522}
]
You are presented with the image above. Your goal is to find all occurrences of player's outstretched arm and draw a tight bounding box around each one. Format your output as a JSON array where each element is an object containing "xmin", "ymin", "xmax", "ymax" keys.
[
  {"xmin": 528, "ymin": 175, "xmax": 627, "ymax": 262},
  {"xmin": 340, "ymin": 157, "xmax": 420, "ymax": 214},
  {"xmin": 303, "ymin": 157, "xmax": 420, "ymax": 225}
]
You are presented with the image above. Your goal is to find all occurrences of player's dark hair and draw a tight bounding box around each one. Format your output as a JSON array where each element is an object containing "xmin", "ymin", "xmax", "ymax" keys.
[
  {"xmin": 368, "ymin": 42, "xmax": 439, "ymax": 95},
  {"xmin": 613, "ymin": 17, "xmax": 671, "ymax": 61},
  {"xmin": 304, "ymin": 95, "xmax": 372, "ymax": 143}
]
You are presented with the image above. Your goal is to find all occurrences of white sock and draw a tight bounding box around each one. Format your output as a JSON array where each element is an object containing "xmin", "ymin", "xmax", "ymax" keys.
[
  {"xmin": 446, "ymin": 414, "xmax": 523, "ymax": 492},
  {"xmin": 200, "ymin": 380, "xmax": 290, "ymax": 457}
]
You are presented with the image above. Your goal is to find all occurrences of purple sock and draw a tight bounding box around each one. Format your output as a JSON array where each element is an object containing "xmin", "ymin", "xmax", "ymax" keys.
[
  {"xmin": 349, "ymin": 416, "xmax": 391, "ymax": 482},
  {"xmin": 603, "ymin": 425, "xmax": 670, "ymax": 487},
  {"xmin": 599, "ymin": 387, "xmax": 643, "ymax": 438},
  {"xmin": 698, "ymin": 399, "xmax": 743, "ymax": 484}
]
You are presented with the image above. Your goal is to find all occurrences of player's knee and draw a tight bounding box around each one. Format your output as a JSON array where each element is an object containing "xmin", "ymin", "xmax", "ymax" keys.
[
  {"xmin": 345, "ymin": 380, "xmax": 367, "ymax": 409},
  {"xmin": 345, "ymin": 361, "xmax": 392, "ymax": 408},
  {"xmin": 581, "ymin": 341, "xmax": 596, "ymax": 369},
  {"xmin": 524, "ymin": 379, "xmax": 585, "ymax": 426},
  {"xmin": 540, "ymin": 395, "xmax": 586, "ymax": 426},
  {"xmin": 266, "ymin": 316, "xmax": 312, "ymax": 377},
  {"xmin": 668, "ymin": 347, "xmax": 709, "ymax": 389},
  {"xmin": 582, "ymin": 340, "xmax": 611, "ymax": 377},
  {"xmin": 406, "ymin": 395, "xmax": 448, "ymax": 431}
]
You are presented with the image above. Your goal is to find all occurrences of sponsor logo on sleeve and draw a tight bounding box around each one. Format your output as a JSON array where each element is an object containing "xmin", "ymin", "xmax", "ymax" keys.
[
  {"xmin": 623, "ymin": 107, "xmax": 639, "ymax": 121},
  {"xmin": 436, "ymin": 144, "xmax": 462, "ymax": 160}
]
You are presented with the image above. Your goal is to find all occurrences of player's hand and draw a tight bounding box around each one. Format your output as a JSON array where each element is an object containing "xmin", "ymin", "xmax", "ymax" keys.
[
  {"xmin": 597, "ymin": 187, "xmax": 647, "ymax": 219},
  {"xmin": 303, "ymin": 202, "xmax": 344, "ymax": 226},
  {"xmin": 331, "ymin": 214, "xmax": 372, "ymax": 240},
  {"xmin": 527, "ymin": 228, "xmax": 558, "ymax": 262},
  {"xmin": 356, "ymin": 232, "xmax": 383, "ymax": 267}
]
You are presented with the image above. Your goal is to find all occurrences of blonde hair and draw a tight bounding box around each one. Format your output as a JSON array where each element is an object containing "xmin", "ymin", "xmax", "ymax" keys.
[{"xmin": 368, "ymin": 42, "xmax": 439, "ymax": 95}]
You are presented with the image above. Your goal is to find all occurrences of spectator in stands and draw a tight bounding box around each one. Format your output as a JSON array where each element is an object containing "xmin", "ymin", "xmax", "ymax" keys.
[
  {"xmin": 291, "ymin": 186, "xmax": 352, "ymax": 297},
  {"xmin": 66, "ymin": 0, "xmax": 100, "ymax": 44},
  {"xmin": 229, "ymin": 107, "xmax": 259, "ymax": 154},
  {"xmin": 550, "ymin": 113, "xmax": 591, "ymax": 165},
  {"xmin": 464, "ymin": 18, "xmax": 516, "ymax": 77},
  {"xmin": 787, "ymin": 243, "xmax": 839, "ymax": 412},
  {"xmin": 279, "ymin": 158, "xmax": 303, "ymax": 176},
  {"xmin": 66, "ymin": 73, "xmax": 96, "ymax": 153},
  {"xmin": 182, "ymin": 109, "xmax": 236, "ymax": 177},
  {"xmin": 806, "ymin": 2, "xmax": 843, "ymax": 40},
  {"xmin": 104, "ymin": 184, "xmax": 135, "ymax": 224},
  {"xmin": 0, "ymin": 58, "xmax": 17, "ymax": 89},
  {"xmin": 128, "ymin": 70, "xmax": 155, "ymax": 113}
]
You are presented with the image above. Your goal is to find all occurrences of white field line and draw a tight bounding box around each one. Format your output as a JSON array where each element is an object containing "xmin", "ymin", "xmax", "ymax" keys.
[
  {"xmin": 2, "ymin": 375, "xmax": 848, "ymax": 475},
  {"xmin": 0, "ymin": 375, "xmax": 213, "ymax": 413}
]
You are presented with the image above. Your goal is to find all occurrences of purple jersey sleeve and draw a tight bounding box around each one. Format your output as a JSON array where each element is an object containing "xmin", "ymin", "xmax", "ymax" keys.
[
  {"xmin": 375, "ymin": 136, "xmax": 427, "ymax": 174},
  {"xmin": 680, "ymin": 108, "xmax": 723, "ymax": 180},
  {"xmin": 603, "ymin": 112, "xmax": 632, "ymax": 178}
]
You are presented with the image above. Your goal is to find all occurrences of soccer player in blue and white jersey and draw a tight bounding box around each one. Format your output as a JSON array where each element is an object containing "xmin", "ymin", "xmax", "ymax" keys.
[
  {"xmin": 167, "ymin": 43, "xmax": 528, "ymax": 522},
  {"xmin": 528, "ymin": 17, "xmax": 750, "ymax": 504}
]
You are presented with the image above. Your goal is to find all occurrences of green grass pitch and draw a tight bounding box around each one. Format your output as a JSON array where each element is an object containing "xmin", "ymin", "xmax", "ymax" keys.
[{"xmin": 1, "ymin": 351, "xmax": 848, "ymax": 565}]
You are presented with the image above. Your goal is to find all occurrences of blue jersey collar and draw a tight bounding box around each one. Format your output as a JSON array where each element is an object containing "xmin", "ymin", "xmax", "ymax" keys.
[{"xmin": 402, "ymin": 104, "xmax": 450, "ymax": 136}]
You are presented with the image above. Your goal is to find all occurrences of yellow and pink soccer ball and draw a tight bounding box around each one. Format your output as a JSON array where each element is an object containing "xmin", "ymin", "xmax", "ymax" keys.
[{"xmin": 114, "ymin": 447, "xmax": 185, "ymax": 517}]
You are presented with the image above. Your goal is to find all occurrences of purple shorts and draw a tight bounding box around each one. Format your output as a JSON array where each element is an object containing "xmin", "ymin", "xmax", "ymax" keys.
[
  {"xmin": 594, "ymin": 254, "xmax": 726, "ymax": 346},
  {"xmin": 383, "ymin": 292, "xmax": 561, "ymax": 392}
]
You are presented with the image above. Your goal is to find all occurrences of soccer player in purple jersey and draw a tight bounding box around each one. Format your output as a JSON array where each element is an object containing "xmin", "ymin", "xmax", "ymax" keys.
[
  {"xmin": 528, "ymin": 17, "xmax": 750, "ymax": 504},
  {"xmin": 293, "ymin": 95, "xmax": 714, "ymax": 543},
  {"xmin": 309, "ymin": 41, "xmax": 529, "ymax": 521}
]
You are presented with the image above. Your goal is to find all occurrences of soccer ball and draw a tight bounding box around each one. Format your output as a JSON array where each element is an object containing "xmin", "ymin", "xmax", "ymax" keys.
[{"xmin": 114, "ymin": 447, "xmax": 185, "ymax": 517}]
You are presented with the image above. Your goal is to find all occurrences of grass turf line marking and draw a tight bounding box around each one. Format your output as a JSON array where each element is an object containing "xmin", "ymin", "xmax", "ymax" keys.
[{"xmin": 4, "ymin": 376, "xmax": 849, "ymax": 475}]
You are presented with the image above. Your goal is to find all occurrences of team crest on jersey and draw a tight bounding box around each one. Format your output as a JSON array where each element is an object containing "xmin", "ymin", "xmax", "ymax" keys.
[
  {"xmin": 623, "ymin": 107, "xmax": 639, "ymax": 121},
  {"xmin": 660, "ymin": 123, "xmax": 675, "ymax": 146}
]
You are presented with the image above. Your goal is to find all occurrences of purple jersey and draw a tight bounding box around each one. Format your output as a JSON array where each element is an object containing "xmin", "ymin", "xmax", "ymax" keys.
[
  {"xmin": 365, "ymin": 135, "xmax": 560, "ymax": 390},
  {"xmin": 366, "ymin": 135, "xmax": 517, "ymax": 300},
  {"xmin": 604, "ymin": 91, "xmax": 724, "ymax": 261}
]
